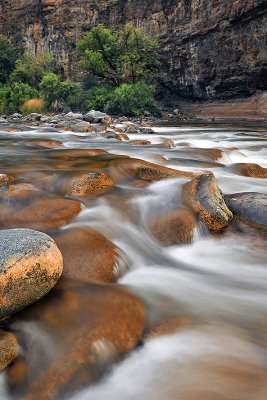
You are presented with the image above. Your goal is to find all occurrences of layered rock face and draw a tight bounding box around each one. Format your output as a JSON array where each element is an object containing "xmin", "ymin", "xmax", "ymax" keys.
[{"xmin": 0, "ymin": 0, "xmax": 266, "ymax": 99}]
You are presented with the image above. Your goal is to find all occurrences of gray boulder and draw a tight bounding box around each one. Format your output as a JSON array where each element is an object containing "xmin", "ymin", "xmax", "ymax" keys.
[
  {"xmin": 84, "ymin": 110, "xmax": 111, "ymax": 123},
  {"xmin": 0, "ymin": 228, "xmax": 63, "ymax": 318},
  {"xmin": 224, "ymin": 192, "xmax": 267, "ymax": 231}
]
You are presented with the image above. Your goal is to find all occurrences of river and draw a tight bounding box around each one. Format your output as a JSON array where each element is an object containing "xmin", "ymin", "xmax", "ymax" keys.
[{"xmin": 0, "ymin": 121, "xmax": 266, "ymax": 399}]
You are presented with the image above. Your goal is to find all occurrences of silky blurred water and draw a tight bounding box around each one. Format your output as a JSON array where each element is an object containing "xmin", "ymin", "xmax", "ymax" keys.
[{"xmin": 0, "ymin": 122, "xmax": 266, "ymax": 399}]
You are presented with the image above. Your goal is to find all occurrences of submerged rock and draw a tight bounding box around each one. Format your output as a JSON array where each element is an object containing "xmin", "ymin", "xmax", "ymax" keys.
[
  {"xmin": 0, "ymin": 329, "xmax": 19, "ymax": 372},
  {"xmin": 52, "ymin": 226, "xmax": 127, "ymax": 283},
  {"xmin": 183, "ymin": 173, "xmax": 233, "ymax": 231},
  {"xmin": 145, "ymin": 315, "xmax": 193, "ymax": 339},
  {"xmin": 224, "ymin": 192, "xmax": 267, "ymax": 231},
  {"xmin": 149, "ymin": 210, "xmax": 196, "ymax": 246},
  {"xmin": 26, "ymin": 140, "xmax": 63, "ymax": 149},
  {"xmin": 0, "ymin": 229, "xmax": 63, "ymax": 318},
  {"xmin": 109, "ymin": 158, "xmax": 194, "ymax": 183},
  {"xmin": 8, "ymin": 280, "xmax": 145, "ymax": 399},
  {"xmin": 0, "ymin": 194, "xmax": 81, "ymax": 230}
]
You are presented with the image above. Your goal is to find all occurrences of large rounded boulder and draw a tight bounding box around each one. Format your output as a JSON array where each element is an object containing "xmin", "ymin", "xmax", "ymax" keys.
[
  {"xmin": 8, "ymin": 280, "xmax": 145, "ymax": 399},
  {"xmin": 0, "ymin": 229, "xmax": 63, "ymax": 318},
  {"xmin": 183, "ymin": 173, "xmax": 233, "ymax": 231},
  {"xmin": 224, "ymin": 192, "xmax": 267, "ymax": 231}
]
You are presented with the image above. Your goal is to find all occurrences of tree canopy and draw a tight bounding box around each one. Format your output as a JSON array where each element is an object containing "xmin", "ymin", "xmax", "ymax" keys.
[
  {"xmin": 0, "ymin": 35, "xmax": 17, "ymax": 83},
  {"xmin": 77, "ymin": 24, "xmax": 160, "ymax": 86}
]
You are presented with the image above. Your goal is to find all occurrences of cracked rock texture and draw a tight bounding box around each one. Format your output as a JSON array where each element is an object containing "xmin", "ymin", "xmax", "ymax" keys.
[{"xmin": 0, "ymin": 0, "xmax": 266, "ymax": 100}]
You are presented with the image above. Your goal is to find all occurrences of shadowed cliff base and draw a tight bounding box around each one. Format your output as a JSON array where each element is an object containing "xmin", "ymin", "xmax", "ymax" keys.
[{"xmin": 176, "ymin": 92, "xmax": 267, "ymax": 123}]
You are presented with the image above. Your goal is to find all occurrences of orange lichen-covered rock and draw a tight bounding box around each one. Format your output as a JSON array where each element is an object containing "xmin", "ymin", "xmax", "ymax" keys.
[
  {"xmin": 109, "ymin": 158, "xmax": 194, "ymax": 183},
  {"xmin": 231, "ymin": 163, "xmax": 267, "ymax": 178},
  {"xmin": 8, "ymin": 280, "xmax": 145, "ymax": 399},
  {"xmin": 58, "ymin": 172, "xmax": 115, "ymax": 198},
  {"xmin": 0, "ymin": 229, "xmax": 63, "ymax": 318},
  {"xmin": 183, "ymin": 173, "xmax": 232, "ymax": 231},
  {"xmin": 0, "ymin": 329, "xmax": 19, "ymax": 372}
]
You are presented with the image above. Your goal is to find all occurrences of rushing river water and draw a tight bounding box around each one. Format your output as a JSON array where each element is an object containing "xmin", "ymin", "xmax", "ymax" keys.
[{"xmin": 0, "ymin": 121, "xmax": 267, "ymax": 400}]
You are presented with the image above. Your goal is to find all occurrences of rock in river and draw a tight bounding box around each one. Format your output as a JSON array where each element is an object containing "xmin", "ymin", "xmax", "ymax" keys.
[
  {"xmin": 0, "ymin": 229, "xmax": 63, "ymax": 318},
  {"xmin": 52, "ymin": 226, "xmax": 127, "ymax": 283},
  {"xmin": 58, "ymin": 172, "xmax": 114, "ymax": 198},
  {"xmin": 149, "ymin": 210, "xmax": 196, "ymax": 246},
  {"xmin": 8, "ymin": 280, "xmax": 145, "ymax": 399},
  {"xmin": 183, "ymin": 173, "xmax": 233, "ymax": 231},
  {"xmin": 0, "ymin": 328, "xmax": 19, "ymax": 372},
  {"xmin": 224, "ymin": 192, "xmax": 267, "ymax": 231},
  {"xmin": 230, "ymin": 163, "xmax": 267, "ymax": 178}
]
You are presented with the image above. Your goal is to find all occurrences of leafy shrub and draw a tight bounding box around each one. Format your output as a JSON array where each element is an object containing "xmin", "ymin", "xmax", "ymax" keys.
[
  {"xmin": 40, "ymin": 73, "xmax": 87, "ymax": 110},
  {"xmin": 86, "ymin": 85, "xmax": 114, "ymax": 111},
  {"xmin": 0, "ymin": 83, "xmax": 39, "ymax": 113},
  {"xmin": 104, "ymin": 82, "xmax": 161, "ymax": 117}
]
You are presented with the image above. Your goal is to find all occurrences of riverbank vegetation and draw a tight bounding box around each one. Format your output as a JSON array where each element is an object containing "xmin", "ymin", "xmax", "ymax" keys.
[{"xmin": 0, "ymin": 25, "xmax": 162, "ymax": 116}]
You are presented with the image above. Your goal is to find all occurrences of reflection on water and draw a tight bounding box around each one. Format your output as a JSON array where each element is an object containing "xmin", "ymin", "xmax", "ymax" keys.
[{"xmin": 0, "ymin": 122, "xmax": 266, "ymax": 399}]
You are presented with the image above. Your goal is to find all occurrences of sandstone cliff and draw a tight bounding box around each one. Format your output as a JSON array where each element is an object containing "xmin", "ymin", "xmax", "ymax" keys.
[{"xmin": 0, "ymin": 0, "xmax": 266, "ymax": 100}]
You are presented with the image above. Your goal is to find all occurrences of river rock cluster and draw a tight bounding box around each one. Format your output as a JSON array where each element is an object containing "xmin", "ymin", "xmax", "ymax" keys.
[{"xmin": 0, "ymin": 112, "xmax": 267, "ymax": 398}]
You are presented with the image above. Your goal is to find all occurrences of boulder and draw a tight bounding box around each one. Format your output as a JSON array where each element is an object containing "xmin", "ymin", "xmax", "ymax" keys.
[
  {"xmin": 52, "ymin": 226, "xmax": 127, "ymax": 283},
  {"xmin": 230, "ymin": 163, "xmax": 267, "ymax": 178},
  {"xmin": 183, "ymin": 173, "xmax": 233, "ymax": 231},
  {"xmin": 58, "ymin": 172, "xmax": 114, "ymax": 198},
  {"xmin": 0, "ymin": 329, "xmax": 19, "ymax": 372},
  {"xmin": 0, "ymin": 195, "xmax": 81, "ymax": 230},
  {"xmin": 109, "ymin": 158, "xmax": 194, "ymax": 183},
  {"xmin": 125, "ymin": 124, "xmax": 140, "ymax": 134},
  {"xmin": 0, "ymin": 174, "xmax": 12, "ymax": 187},
  {"xmin": 0, "ymin": 183, "xmax": 43, "ymax": 201},
  {"xmin": 65, "ymin": 112, "xmax": 83, "ymax": 120},
  {"xmin": 59, "ymin": 120, "xmax": 92, "ymax": 133},
  {"xmin": 8, "ymin": 280, "xmax": 145, "ymax": 399},
  {"xmin": 84, "ymin": 110, "xmax": 112, "ymax": 124},
  {"xmin": 0, "ymin": 229, "xmax": 63, "ymax": 318},
  {"xmin": 149, "ymin": 210, "xmax": 196, "ymax": 246},
  {"xmin": 10, "ymin": 113, "xmax": 22, "ymax": 119},
  {"xmin": 140, "ymin": 127, "xmax": 156, "ymax": 134},
  {"xmin": 224, "ymin": 192, "xmax": 267, "ymax": 231}
]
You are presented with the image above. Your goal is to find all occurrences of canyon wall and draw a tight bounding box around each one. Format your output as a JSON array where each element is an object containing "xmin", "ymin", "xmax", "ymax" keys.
[{"xmin": 0, "ymin": 0, "xmax": 266, "ymax": 100}]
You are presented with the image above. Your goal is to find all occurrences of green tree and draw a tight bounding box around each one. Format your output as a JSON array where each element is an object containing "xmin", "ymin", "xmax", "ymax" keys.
[
  {"xmin": 0, "ymin": 35, "xmax": 17, "ymax": 83},
  {"xmin": 77, "ymin": 23, "xmax": 160, "ymax": 86},
  {"xmin": 10, "ymin": 51, "xmax": 57, "ymax": 88}
]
